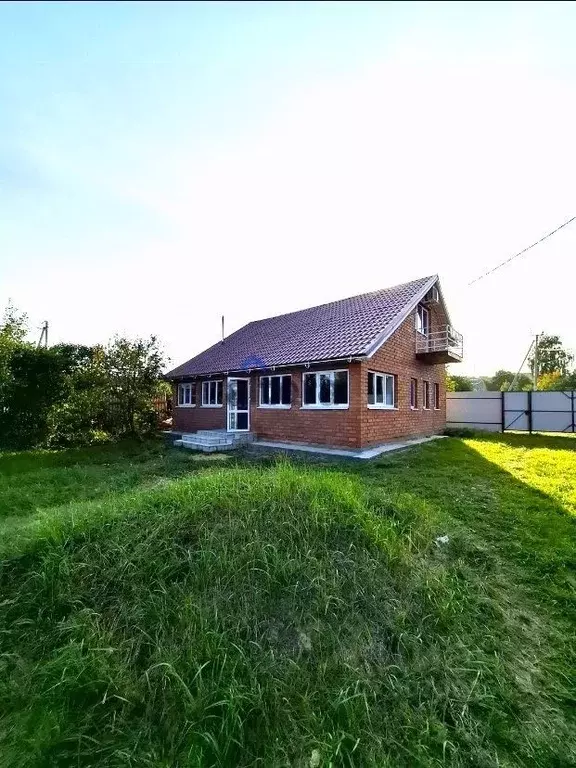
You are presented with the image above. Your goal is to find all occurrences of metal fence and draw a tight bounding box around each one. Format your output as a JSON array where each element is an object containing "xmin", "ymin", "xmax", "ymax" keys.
[{"xmin": 447, "ymin": 390, "xmax": 576, "ymax": 433}]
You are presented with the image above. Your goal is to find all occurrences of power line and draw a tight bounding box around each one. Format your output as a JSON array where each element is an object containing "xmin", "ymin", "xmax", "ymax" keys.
[{"xmin": 468, "ymin": 215, "xmax": 576, "ymax": 286}]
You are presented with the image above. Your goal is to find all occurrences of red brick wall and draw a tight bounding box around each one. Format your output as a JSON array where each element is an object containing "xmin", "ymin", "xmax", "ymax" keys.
[
  {"xmin": 171, "ymin": 302, "xmax": 449, "ymax": 448},
  {"xmin": 172, "ymin": 381, "xmax": 226, "ymax": 432},
  {"xmin": 360, "ymin": 307, "xmax": 447, "ymax": 447},
  {"xmin": 250, "ymin": 363, "xmax": 363, "ymax": 448}
]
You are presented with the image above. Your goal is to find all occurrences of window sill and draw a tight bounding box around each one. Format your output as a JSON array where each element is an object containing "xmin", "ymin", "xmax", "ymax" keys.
[
  {"xmin": 423, "ymin": 407, "xmax": 431, "ymax": 411},
  {"xmin": 201, "ymin": 404, "xmax": 223, "ymax": 409},
  {"xmin": 176, "ymin": 404, "xmax": 196, "ymax": 408},
  {"xmin": 367, "ymin": 404, "xmax": 397, "ymax": 410},
  {"xmin": 300, "ymin": 405, "xmax": 349, "ymax": 410},
  {"xmin": 410, "ymin": 406, "xmax": 419, "ymax": 410},
  {"xmin": 258, "ymin": 405, "xmax": 291, "ymax": 409},
  {"xmin": 434, "ymin": 407, "xmax": 441, "ymax": 411}
]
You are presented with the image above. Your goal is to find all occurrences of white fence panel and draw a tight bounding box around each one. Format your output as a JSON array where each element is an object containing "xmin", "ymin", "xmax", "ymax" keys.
[
  {"xmin": 531, "ymin": 391, "xmax": 574, "ymax": 432},
  {"xmin": 447, "ymin": 390, "xmax": 576, "ymax": 433},
  {"xmin": 532, "ymin": 410, "xmax": 572, "ymax": 432},
  {"xmin": 532, "ymin": 391, "xmax": 571, "ymax": 411},
  {"xmin": 503, "ymin": 391, "xmax": 529, "ymax": 431},
  {"xmin": 446, "ymin": 391, "xmax": 502, "ymax": 431}
]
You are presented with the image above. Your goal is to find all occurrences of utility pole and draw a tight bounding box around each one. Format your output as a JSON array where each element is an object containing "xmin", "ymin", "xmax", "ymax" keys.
[
  {"xmin": 533, "ymin": 334, "xmax": 539, "ymax": 390},
  {"xmin": 509, "ymin": 338, "xmax": 535, "ymax": 391},
  {"xmin": 37, "ymin": 321, "xmax": 49, "ymax": 348}
]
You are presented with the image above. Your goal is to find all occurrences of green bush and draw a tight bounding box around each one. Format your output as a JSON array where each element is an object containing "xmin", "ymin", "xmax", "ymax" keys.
[
  {"xmin": 0, "ymin": 346, "xmax": 71, "ymax": 448},
  {"xmin": 443, "ymin": 426, "xmax": 480, "ymax": 438},
  {"xmin": 0, "ymin": 304, "xmax": 166, "ymax": 449}
]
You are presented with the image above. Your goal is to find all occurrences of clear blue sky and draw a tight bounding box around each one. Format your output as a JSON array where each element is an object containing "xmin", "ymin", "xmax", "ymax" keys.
[{"xmin": 2, "ymin": 1, "xmax": 575, "ymax": 374}]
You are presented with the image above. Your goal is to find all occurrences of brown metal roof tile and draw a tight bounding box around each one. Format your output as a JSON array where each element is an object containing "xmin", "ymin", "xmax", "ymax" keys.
[{"xmin": 166, "ymin": 275, "xmax": 436, "ymax": 377}]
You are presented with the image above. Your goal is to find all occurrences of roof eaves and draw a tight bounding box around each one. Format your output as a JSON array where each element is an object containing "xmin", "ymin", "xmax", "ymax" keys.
[
  {"xmin": 363, "ymin": 274, "xmax": 439, "ymax": 358},
  {"xmin": 165, "ymin": 353, "xmax": 368, "ymax": 380}
]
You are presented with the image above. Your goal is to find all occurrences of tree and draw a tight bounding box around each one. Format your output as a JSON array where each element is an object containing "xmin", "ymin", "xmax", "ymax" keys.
[
  {"xmin": 530, "ymin": 335, "xmax": 574, "ymax": 376},
  {"xmin": 45, "ymin": 344, "xmax": 108, "ymax": 446},
  {"xmin": 48, "ymin": 337, "xmax": 167, "ymax": 444},
  {"xmin": 446, "ymin": 374, "xmax": 474, "ymax": 391},
  {"xmin": 563, "ymin": 371, "xmax": 576, "ymax": 389},
  {"xmin": 483, "ymin": 369, "xmax": 532, "ymax": 391},
  {"xmin": 0, "ymin": 345, "xmax": 72, "ymax": 448},
  {"xmin": 0, "ymin": 301, "xmax": 28, "ymax": 346},
  {"xmin": 103, "ymin": 336, "xmax": 166, "ymax": 437},
  {"xmin": 537, "ymin": 371, "xmax": 563, "ymax": 391},
  {"xmin": 537, "ymin": 370, "xmax": 576, "ymax": 391},
  {"xmin": 0, "ymin": 299, "xmax": 168, "ymax": 448},
  {"xmin": 0, "ymin": 302, "xmax": 29, "ymax": 395}
]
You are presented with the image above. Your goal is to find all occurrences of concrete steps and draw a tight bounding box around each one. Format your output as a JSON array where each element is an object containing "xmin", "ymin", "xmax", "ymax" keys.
[
  {"xmin": 174, "ymin": 438, "xmax": 236, "ymax": 453},
  {"xmin": 173, "ymin": 430, "xmax": 254, "ymax": 453}
]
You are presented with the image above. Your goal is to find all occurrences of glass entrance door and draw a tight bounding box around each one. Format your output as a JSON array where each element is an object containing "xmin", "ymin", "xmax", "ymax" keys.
[{"xmin": 227, "ymin": 378, "xmax": 250, "ymax": 431}]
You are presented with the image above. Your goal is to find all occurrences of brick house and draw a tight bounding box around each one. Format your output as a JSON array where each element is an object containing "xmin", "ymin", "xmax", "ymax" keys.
[{"xmin": 165, "ymin": 275, "xmax": 463, "ymax": 451}]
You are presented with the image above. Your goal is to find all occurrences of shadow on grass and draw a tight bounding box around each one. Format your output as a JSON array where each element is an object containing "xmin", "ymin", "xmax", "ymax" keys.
[
  {"xmin": 337, "ymin": 434, "xmax": 576, "ymax": 618},
  {"xmin": 234, "ymin": 432, "xmax": 575, "ymax": 618},
  {"xmin": 0, "ymin": 439, "xmax": 165, "ymax": 475}
]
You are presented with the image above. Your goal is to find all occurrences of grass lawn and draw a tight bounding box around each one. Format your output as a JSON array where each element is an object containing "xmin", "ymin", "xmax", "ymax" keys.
[{"xmin": 0, "ymin": 434, "xmax": 574, "ymax": 767}]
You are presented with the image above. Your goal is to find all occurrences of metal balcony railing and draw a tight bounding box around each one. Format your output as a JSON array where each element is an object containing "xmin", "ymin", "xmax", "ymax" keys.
[{"xmin": 415, "ymin": 326, "xmax": 463, "ymax": 361}]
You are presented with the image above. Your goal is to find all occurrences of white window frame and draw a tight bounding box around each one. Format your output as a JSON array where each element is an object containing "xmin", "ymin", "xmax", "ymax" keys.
[
  {"xmin": 434, "ymin": 382, "xmax": 441, "ymax": 410},
  {"xmin": 415, "ymin": 305, "xmax": 430, "ymax": 336},
  {"xmin": 258, "ymin": 374, "xmax": 292, "ymax": 408},
  {"xmin": 410, "ymin": 378, "xmax": 418, "ymax": 409},
  {"xmin": 423, "ymin": 380, "xmax": 431, "ymax": 410},
  {"xmin": 177, "ymin": 382, "xmax": 195, "ymax": 408},
  {"xmin": 201, "ymin": 379, "xmax": 223, "ymax": 407},
  {"xmin": 301, "ymin": 369, "xmax": 349, "ymax": 409},
  {"xmin": 367, "ymin": 371, "xmax": 396, "ymax": 409}
]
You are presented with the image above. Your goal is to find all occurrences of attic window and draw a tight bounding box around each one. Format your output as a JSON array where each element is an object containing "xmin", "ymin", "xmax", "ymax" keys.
[
  {"xmin": 415, "ymin": 305, "xmax": 430, "ymax": 336},
  {"xmin": 424, "ymin": 285, "xmax": 439, "ymax": 303}
]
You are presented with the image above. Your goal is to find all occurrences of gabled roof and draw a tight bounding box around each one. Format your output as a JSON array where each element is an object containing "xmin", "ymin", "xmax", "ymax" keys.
[{"xmin": 166, "ymin": 275, "xmax": 440, "ymax": 378}]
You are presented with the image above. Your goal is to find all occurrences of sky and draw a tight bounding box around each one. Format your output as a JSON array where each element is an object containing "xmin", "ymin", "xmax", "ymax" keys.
[{"xmin": 1, "ymin": 0, "xmax": 575, "ymax": 376}]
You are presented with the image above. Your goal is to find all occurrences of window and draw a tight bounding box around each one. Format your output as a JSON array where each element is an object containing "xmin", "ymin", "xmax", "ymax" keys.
[
  {"xmin": 415, "ymin": 305, "xmax": 430, "ymax": 336},
  {"xmin": 201, "ymin": 380, "xmax": 223, "ymax": 406},
  {"xmin": 178, "ymin": 382, "xmax": 195, "ymax": 407},
  {"xmin": 367, "ymin": 372, "xmax": 395, "ymax": 408},
  {"xmin": 410, "ymin": 378, "xmax": 418, "ymax": 409},
  {"xmin": 423, "ymin": 380, "xmax": 430, "ymax": 409},
  {"xmin": 434, "ymin": 382, "xmax": 440, "ymax": 410},
  {"xmin": 302, "ymin": 370, "xmax": 348, "ymax": 408},
  {"xmin": 259, "ymin": 375, "xmax": 291, "ymax": 407},
  {"xmin": 425, "ymin": 285, "xmax": 439, "ymax": 303}
]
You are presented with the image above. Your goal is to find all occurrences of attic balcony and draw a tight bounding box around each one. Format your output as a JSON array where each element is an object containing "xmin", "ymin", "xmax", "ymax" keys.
[{"xmin": 415, "ymin": 326, "xmax": 463, "ymax": 364}]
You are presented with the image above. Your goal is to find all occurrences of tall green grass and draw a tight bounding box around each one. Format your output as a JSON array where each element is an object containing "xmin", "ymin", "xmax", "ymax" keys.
[{"xmin": 1, "ymin": 457, "xmax": 574, "ymax": 767}]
